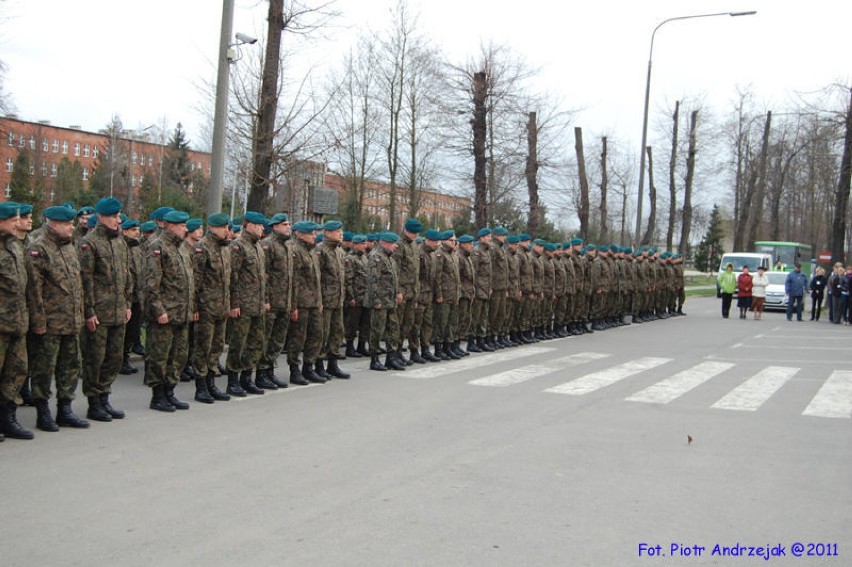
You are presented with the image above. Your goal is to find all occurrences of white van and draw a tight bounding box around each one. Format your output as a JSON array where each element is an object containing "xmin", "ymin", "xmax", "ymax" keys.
[{"xmin": 717, "ymin": 252, "xmax": 773, "ymax": 296}]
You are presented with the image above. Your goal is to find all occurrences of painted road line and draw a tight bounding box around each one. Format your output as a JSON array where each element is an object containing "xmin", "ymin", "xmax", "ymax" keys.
[
  {"xmin": 544, "ymin": 357, "xmax": 673, "ymax": 396},
  {"xmin": 469, "ymin": 352, "xmax": 611, "ymax": 387},
  {"xmin": 802, "ymin": 370, "xmax": 852, "ymax": 419},
  {"xmin": 626, "ymin": 361, "xmax": 736, "ymax": 404},
  {"xmin": 711, "ymin": 366, "xmax": 799, "ymax": 411},
  {"xmin": 396, "ymin": 346, "xmax": 555, "ymax": 379}
]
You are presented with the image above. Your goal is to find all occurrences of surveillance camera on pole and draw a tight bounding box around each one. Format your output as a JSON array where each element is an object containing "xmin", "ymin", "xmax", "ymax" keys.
[{"xmin": 235, "ymin": 32, "xmax": 257, "ymax": 45}]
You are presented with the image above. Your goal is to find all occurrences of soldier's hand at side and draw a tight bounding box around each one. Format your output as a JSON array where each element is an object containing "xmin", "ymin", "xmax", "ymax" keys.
[
  {"xmin": 290, "ymin": 309, "xmax": 299, "ymax": 322},
  {"xmin": 395, "ymin": 293, "xmax": 403, "ymax": 305},
  {"xmin": 192, "ymin": 312, "xmax": 199, "ymax": 322},
  {"xmin": 32, "ymin": 326, "xmax": 46, "ymax": 335},
  {"xmin": 349, "ymin": 299, "xmax": 356, "ymax": 306},
  {"xmin": 86, "ymin": 316, "xmax": 99, "ymax": 332},
  {"xmin": 230, "ymin": 307, "xmax": 241, "ymax": 319},
  {"xmin": 157, "ymin": 313, "xmax": 169, "ymax": 325},
  {"xmin": 264, "ymin": 303, "xmax": 271, "ymax": 312},
  {"xmin": 125, "ymin": 308, "xmax": 132, "ymax": 323},
  {"xmin": 374, "ymin": 303, "xmax": 382, "ymax": 310}
]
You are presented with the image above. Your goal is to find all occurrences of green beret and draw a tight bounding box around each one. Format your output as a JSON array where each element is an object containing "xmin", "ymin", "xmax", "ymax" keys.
[
  {"xmin": 207, "ymin": 213, "xmax": 229, "ymax": 227},
  {"xmin": 232, "ymin": 215, "xmax": 244, "ymax": 225},
  {"xmin": 148, "ymin": 206, "xmax": 173, "ymax": 220},
  {"xmin": 163, "ymin": 210, "xmax": 189, "ymax": 224},
  {"xmin": 441, "ymin": 229, "xmax": 456, "ymax": 240},
  {"xmin": 292, "ymin": 221, "xmax": 317, "ymax": 233},
  {"xmin": 323, "ymin": 219, "xmax": 343, "ymax": 231},
  {"xmin": 477, "ymin": 227, "xmax": 492, "ymax": 238},
  {"xmin": 243, "ymin": 211, "xmax": 268, "ymax": 226},
  {"xmin": 77, "ymin": 206, "xmax": 95, "ymax": 216},
  {"xmin": 380, "ymin": 231, "xmax": 399, "ymax": 243},
  {"xmin": 518, "ymin": 234, "xmax": 531, "ymax": 242},
  {"xmin": 493, "ymin": 227, "xmax": 509, "ymax": 236},
  {"xmin": 404, "ymin": 218, "xmax": 424, "ymax": 233},
  {"xmin": 316, "ymin": 233, "xmax": 324, "ymax": 242},
  {"xmin": 19, "ymin": 203, "xmax": 33, "ymax": 216},
  {"xmin": 586, "ymin": 244, "xmax": 597, "ymax": 251},
  {"xmin": 367, "ymin": 233, "xmax": 379, "ymax": 242},
  {"xmin": 342, "ymin": 231, "xmax": 353, "ymax": 242},
  {"xmin": 599, "ymin": 245, "xmax": 609, "ymax": 252},
  {"xmin": 624, "ymin": 247, "xmax": 633, "ymax": 255},
  {"xmin": 186, "ymin": 218, "xmax": 203, "ymax": 232},
  {"xmin": 424, "ymin": 229, "xmax": 441, "ymax": 241},
  {"xmin": 507, "ymin": 235, "xmax": 520, "ymax": 244},
  {"xmin": 61, "ymin": 201, "xmax": 76, "ymax": 209},
  {"xmin": 543, "ymin": 243, "xmax": 557, "ymax": 252},
  {"xmin": 0, "ymin": 201, "xmax": 21, "ymax": 220},
  {"xmin": 87, "ymin": 215, "xmax": 98, "ymax": 229},
  {"xmin": 269, "ymin": 213, "xmax": 289, "ymax": 226},
  {"xmin": 352, "ymin": 234, "xmax": 366, "ymax": 244},
  {"xmin": 571, "ymin": 237, "xmax": 583, "ymax": 246},
  {"xmin": 533, "ymin": 238, "xmax": 545, "ymax": 246},
  {"xmin": 141, "ymin": 221, "xmax": 157, "ymax": 233},
  {"xmin": 458, "ymin": 234, "xmax": 475, "ymax": 244},
  {"xmin": 43, "ymin": 205, "xmax": 77, "ymax": 222},
  {"xmin": 95, "ymin": 198, "xmax": 122, "ymax": 215},
  {"xmin": 121, "ymin": 219, "xmax": 141, "ymax": 230},
  {"xmin": 119, "ymin": 213, "xmax": 128, "ymax": 223},
  {"xmin": 231, "ymin": 223, "xmax": 242, "ymax": 233}
]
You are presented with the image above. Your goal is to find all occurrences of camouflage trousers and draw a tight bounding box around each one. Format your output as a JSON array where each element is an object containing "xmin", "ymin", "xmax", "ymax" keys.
[
  {"xmin": 321, "ymin": 306, "xmax": 345, "ymax": 359},
  {"xmin": 0, "ymin": 332, "xmax": 27, "ymax": 405},
  {"xmin": 591, "ymin": 292, "xmax": 608, "ymax": 319},
  {"xmin": 458, "ymin": 297, "xmax": 473, "ymax": 339},
  {"xmin": 259, "ymin": 309, "xmax": 289, "ymax": 370},
  {"xmin": 398, "ymin": 296, "xmax": 418, "ymax": 351},
  {"xmin": 30, "ymin": 333, "xmax": 81, "ymax": 402},
  {"xmin": 287, "ymin": 307, "xmax": 321, "ymax": 366},
  {"xmin": 522, "ymin": 295, "xmax": 537, "ymax": 331},
  {"xmin": 471, "ymin": 298, "xmax": 490, "ymax": 337},
  {"xmin": 123, "ymin": 301, "xmax": 143, "ymax": 355},
  {"xmin": 555, "ymin": 295, "xmax": 569, "ymax": 327},
  {"xmin": 227, "ymin": 314, "xmax": 266, "ymax": 372},
  {"xmin": 345, "ymin": 305, "xmax": 370, "ymax": 342},
  {"xmin": 81, "ymin": 324, "xmax": 125, "ymax": 397},
  {"xmin": 488, "ymin": 291, "xmax": 507, "ymax": 336},
  {"xmin": 677, "ymin": 287, "xmax": 686, "ymax": 310},
  {"xmin": 192, "ymin": 313, "xmax": 227, "ymax": 376},
  {"xmin": 573, "ymin": 290, "xmax": 590, "ymax": 322},
  {"xmin": 416, "ymin": 302, "xmax": 433, "ymax": 349},
  {"xmin": 508, "ymin": 298, "xmax": 523, "ymax": 332},
  {"xmin": 145, "ymin": 322, "xmax": 189, "ymax": 388},
  {"xmin": 370, "ymin": 307, "xmax": 400, "ymax": 353}
]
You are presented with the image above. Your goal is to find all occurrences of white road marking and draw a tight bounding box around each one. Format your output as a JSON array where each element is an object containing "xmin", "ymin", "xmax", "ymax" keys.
[
  {"xmin": 711, "ymin": 366, "xmax": 799, "ymax": 411},
  {"xmin": 396, "ymin": 346, "xmax": 555, "ymax": 379},
  {"xmin": 544, "ymin": 357, "xmax": 673, "ymax": 396},
  {"xmin": 626, "ymin": 361, "xmax": 736, "ymax": 404},
  {"xmin": 802, "ymin": 370, "xmax": 852, "ymax": 419},
  {"xmin": 469, "ymin": 352, "xmax": 611, "ymax": 387}
]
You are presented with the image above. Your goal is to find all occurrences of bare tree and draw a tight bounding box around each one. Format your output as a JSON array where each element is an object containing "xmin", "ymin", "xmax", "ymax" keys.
[
  {"xmin": 678, "ymin": 109, "xmax": 699, "ymax": 254},
  {"xmin": 744, "ymin": 111, "xmax": 773, "ymax": 250},
  {"xmin": 525, "ymin": 111, "xmax": 540, "ymax": 237},
  {"xmin": 642, "ymin": 146, "xmax": 657, "ymax": 245},
  {"xmin": 830, "ymin": 88, "xmax": 852, "ymax": 263},
  {"xmin": 574, "ymin": 127, "xmax": 590, "ymax": 239},
  {"xmin": 665, "ymin": 100, "xmax": 680, "ymax": 250},
  {"xmin": 598, "ymin": 136, "xmax": 609, "ymax": 242}
]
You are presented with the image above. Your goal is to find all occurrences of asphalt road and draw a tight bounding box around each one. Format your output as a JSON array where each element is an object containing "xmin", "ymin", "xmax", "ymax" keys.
[{"xmin": 2, "ymin": 297, "xmax": 850, "ymax": 566}]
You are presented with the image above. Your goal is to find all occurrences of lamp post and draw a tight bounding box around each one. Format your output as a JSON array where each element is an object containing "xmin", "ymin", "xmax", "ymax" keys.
[{"xmin": 634, "ymin": 10, "xmax": 756, "ymax": 244}]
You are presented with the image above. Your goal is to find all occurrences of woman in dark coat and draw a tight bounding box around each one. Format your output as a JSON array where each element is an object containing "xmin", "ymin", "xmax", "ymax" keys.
[
  {"xmin": 736, "ymin": 265, "xmax": 753, "ymax": 320},
  {"xmin": 809, "ymin": 266, "xmax": 827, "ymax": 321}
]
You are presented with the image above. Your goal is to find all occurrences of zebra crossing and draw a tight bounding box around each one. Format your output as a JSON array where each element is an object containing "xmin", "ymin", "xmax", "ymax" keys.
[{"xmin": 390, "ymin": 349, "xmax": 852, "ymax": 419}]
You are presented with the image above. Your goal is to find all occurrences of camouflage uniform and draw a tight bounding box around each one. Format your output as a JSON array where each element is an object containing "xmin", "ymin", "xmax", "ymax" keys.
[
  {"xmin": 25, "ymin": 226, "xmax": 84, "ymax": 403},
  {"xmin": 79, "ymin": 224, "xmax": 132, "ymax": 398},
  {"xmin": 488, "ymin": 239, "xmax": 509, "ymax": 339},
  {"xmin": 432, "ymin": 240, "xmax": 460, "ymax": 344},
  {"xmin": 0, "ymin": 231, "xmax": 29, "ymax": 406},
  {"xmin": 317, "ymin": 238, "xmax": 347, "ymax": 360},
  {"xmin": 457, "ymin": 245, "xmax": 476, "ymax": 342},
  {"xmin": 287, "ymin": 237, "xmax": 322, "ymax": 366},
  {"xmin": 471, "ymin": 243, "xmax": 491, "ymax": 339},
  {"xmin": 505, "ymin": 246, "xmax": 522, "ymax": 337},
  {"xmin": 517, "ymin": 244, "xmax": 534, "ymax": 335},
  {"xmin": 415, "ymin": 242, "xmax": 437, "ymax": 353},
  {"xmin": 552, "ymin": 250, "xmax": 568, "ymax": 332},
  {"xmin": 530, "ymin": 248, "xmax": 545, "ymax": 331},
  {"xmin": 590, "ymin": 253, "xmax": 610, "ymax": 324},
  {"xmin": 144, "ymin": 230, "xmax": 195, "ymax": 388},
  {"xmin": 122, "ymin": 234, "xmax": 144, "ymax": 361},
  {"xmin": 366, "ymin": 245, "xmax": 401, "ymax": 353},
  {"xmin": 344, "ymin": 248, "xmax": 370, "ymax": 349},
  {"xmin": 227, "ymin": 229, "xmax": 268, "ymax": 372},
  {"xmin": 192, "ymin": 230, "xmax": 231, "ymax": 376},
  {"xmin": 393, "ymin": 232, "xmax": 420, "ymax": 350},
  {"xmin": 258, "ymin": 231, "xmax": 291, "ymax": 372}
]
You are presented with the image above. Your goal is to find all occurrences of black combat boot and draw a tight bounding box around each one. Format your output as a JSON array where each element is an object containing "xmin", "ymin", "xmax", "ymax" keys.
[
  {"xmin": 452, "ymin": 340, "xmax": 468, "ymax": 357},
  {"xmin": 478, "ymin": 337, "xmax": 495, "ymax": 352},
  {"xmin": 421, "ymin": 345, "xmax": 441, "ymax": 362},
  {"xmin": 396, "ymin": 348, "xmax": 413, "ymax": 366},
  {"xmin": 370, "ymin": 353, "xmax": 387, "ymax": 371},
  {"xmin": 302, "ymin": 362, "xmax": 326, "ymax": 384},
  {"xmin": 434, "ymin": 343, "xmax": 450, "ymax": 360},
  {"xmin": 385, "ymin": 352, "xmax": 406, "ymax": 371},
  {"xmin": 194, "ymin": 376, "xmax": 215, "ymax": 404},
  {"xmin": 86, "ymin": 395, "xmax": 112, "ymax": 422},
  {"xmin": 100, "ymin": 393, "xmax": 125, "ymax": 419},
  {"xmin": 206, "ymin": 371, "xmax": 231, "ymax": 401},
  {"xmin": 1, "ymin": 401, "xmax": 35, "ymax": 439},
  {"xmin": 217, "ymin": 362, "xmax": 227, "ymax": 376},
  {"xmin": 327, "ymin": 357, "xmax": 351, "ymax": 379},
  {"xmin": 55, "ymin": 399, "xmax": 90, "ymax": 428},
  {"xmin": 226, "ymin": 371, "xmax": 247, "ymax": 397},
  {"xmin": 289, "ymin": 363, "xmax": 308, "ymax": 385},
  {"xmin": 132, "ymin": 342, "xmax": 146, "ymax": 356},
  {"xmin": 149, "ymin": 385, "xmax": 176, "ymax": 412},
  {"xmin": 267, "ymin": 367, "xmax": 288, "ymax": 388},
  {"xmin": 254, "ymin": 368, "xmax": 279, "ymax": 390},
  {"xmin": 20, "ymin": 378, "xmax": 34, "ymax": 406},
  {"xmin": 240, "ymin": 370, "xmax": 265, "ymax": 395},
  {"xmin": 409, "ymin": 348, "xmax": 426, "ymax": 364},
  {"xmin": 34, "ymin": 399, "xmax": 59, "ymax": 432},
  {"xmin": 165, "ymin": 385, "xmax": 190, "ymax": 409},
  {"xmin": 443, "ymin": 342, "xmax": 461, "ymax": 360},
  {"xmin": 466, "ymin": 336, "xmax": 482, "ymax": 353},
  {"xmin": 315, "ymin": 360, "xmax": 332, "ymax": 380},
  {"xmin": 356, "ymin": 339, "xmax": 370, "ymax": 357},
  {"xmin": 119, "ymin": 354, "xmax": 138, "ymax": 375},
  {"xmin": 345, "ymin": 339, "xmax": 360, "ymax": 358}
]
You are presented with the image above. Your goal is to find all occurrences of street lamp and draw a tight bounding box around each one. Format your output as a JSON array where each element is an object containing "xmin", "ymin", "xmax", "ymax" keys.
[{"xmin": 634, "ymin": 10, "xmax": 756, "ymax": 244}]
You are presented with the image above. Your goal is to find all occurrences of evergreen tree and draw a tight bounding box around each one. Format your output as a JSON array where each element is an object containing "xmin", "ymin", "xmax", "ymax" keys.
[
  {"xmin": 56, "ymin": 157, "xmax": 84, "ymax": 205},
  {"xmin": 695, "ymin": 204, "xmax": 725, "ymax": 272},
  {"xmin": 163, "ymin": 123, "xmax": 192, "ymax": 193}
]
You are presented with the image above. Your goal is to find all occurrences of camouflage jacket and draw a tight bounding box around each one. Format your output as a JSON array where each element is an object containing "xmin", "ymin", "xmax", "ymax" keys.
[
  {"xmin": 290, "ymin": 237, "xmax": 321, "ymax": 309},
  {"xmin": 518, "ymin": 248, "xmax": 533, "ymax": 295},
  {"xmin": 261, "ymin": 232, "xmax": 291, "ymax": 312},
  {"xmin": 344, "ymin": 250, "xmax": 368, "ymax": 306},
  {"xmin": 0, "ymin": 232, "xmax": 29, "ymax": 335},
  {"xmin": 79, "ymin": 224, "xmax": 132, "ymax": 326},
  {"xmin": 542, "ymin": 255, "xmax": 556, "ymax": 297},
  {"xmin": 124, "ymin": 236, "xmax": 144, "ymax": 304},
  {"xmin": 489, "ymin": 241, "xmax": 509, "ymax": 291},
  {"xmin": 562, "ymin": 254, "xmax": 577, "ymax": 296},
  {"xmin": 229, "ymin": 230, "xmax": 268, "ymax": 317},
  {"xmin": 393, "ymin": 233, "xmax": 420, "ymax": 298},
  {"xmin": 366, "ymin": 246, "xmax": 399, "ymax": 309},
  {"xmin": 458, "ymin": 247, "xmax": 476, "ymax": 302},
  {"xmin": 144, "ymin": 230, "xmax": 195, "ymax": 325},
  {"xmin": 193, "ymin": 231, "xmax": 231, "ymax": 319},
  {"xmin": 25, "ymin": 227, "xmax": 83, "ymax": 334},
  {"xmin": 433, "ymin": 242, "xmax": 460, "ymax": 304},
  {"xmin": 591, "ymin": 256, "xmax": 610, "ymax": 294},
  {"xmin": 552, "ymin": 254, "xmax": 567, "ymax": 297},
  {"xmin": 530, "ymin": 251, "xmax": 544, "ymax": 294},
  {"xmin": 506, "ymin": 248, "xmax": 521, "ymax": 297},
  {"xmin": 472, "ymin": 243, "xmax": 492, "ymax": 300},
  {"xmin": 570, "ymin": 254, "xmax": 586, "ymax": 294},
  {"xmin": 673, "ymin": 263, "xmax": 685, "ymax": 290},
  {"xmin": 317, "ymin": 239, "xmax": 346, "ymax": 309},
  {"xmin": 417, "ymin": 244, "xmax": 436, "ymax": 306}
]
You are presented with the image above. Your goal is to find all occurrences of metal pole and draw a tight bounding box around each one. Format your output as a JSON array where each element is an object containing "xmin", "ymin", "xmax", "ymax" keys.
[{"xmin": 207, "ymin": 0, "xmax": 234, "ymax": 215}]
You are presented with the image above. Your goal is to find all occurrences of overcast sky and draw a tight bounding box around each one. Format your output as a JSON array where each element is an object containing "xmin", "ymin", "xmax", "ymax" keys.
[{"xmin": 2, "ymin": 0, "xmax": 850, "ymax": 156}]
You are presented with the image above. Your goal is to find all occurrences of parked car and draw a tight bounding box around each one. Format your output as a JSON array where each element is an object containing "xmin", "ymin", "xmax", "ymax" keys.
[{"xmin": 763, "ymin": 271, "xmax": 790, "ymax": 311}]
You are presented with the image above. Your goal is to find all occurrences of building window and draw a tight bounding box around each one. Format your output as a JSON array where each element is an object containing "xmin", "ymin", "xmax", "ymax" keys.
[
  {"xmin": 148, "ymin": 155, "xmax": 153, "ymax": 166},
  {"xmin": 74, "ymin": 142, "xmax": 81, "ymax": 156},
  {"xmin": 42, "ymin": 138, "xmax": 49, "ymax": 152},
  {"xmin": 52, "ymin": 139, "xmax": 59, "ymax": 153},
  {"xmin": 29, "ymin": 136, "xmax": 36, "ymax": 150},
  {"xmin": 82, "ymin": 167, "xmax": 89, "ymax": 181},
  {"xmin": 18, "ymin": 135, "xmax": 25, "ymax": 148},
  {"xmin": 28, "ymin": 163, "xmax": 34, "ymax": 174},
  {"xmin": 131, "ymin": 151, "xmax": 137, "ymax": 165},
  {"xmin": 61, "ymin": 141, "xmax": 68, "ymax": 154},
  {"xmin": 50, "ymin": 163, "xmax": 57, "ymax": 177},
  {"xmin": 4, "ymin": 184, "xmax": 9, "ymax": 198},
  {"xmin": 41, "ymin": 163, "xmax": 47, "ymax": 176},
  {"xmin": 93, "ymin": 146, "xmax": 99, "ymax": 159},
  {"xmin": 7, "ymin": 132, "xmax": 13, "ymax": 146},
  {"xmin": 83, "ymin": 144, "xmax": 90, "ymax": 157},
  {"xmin": 49, "ymin": 190, "xmax": 55, "ymax": 201},
  {"xmin": 5, "ymin": 157, "xmax": 12, "ymax": 172},
  {"xmin": 131, "ymin": 174, "xmax": 137, "ymax": 187}
]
